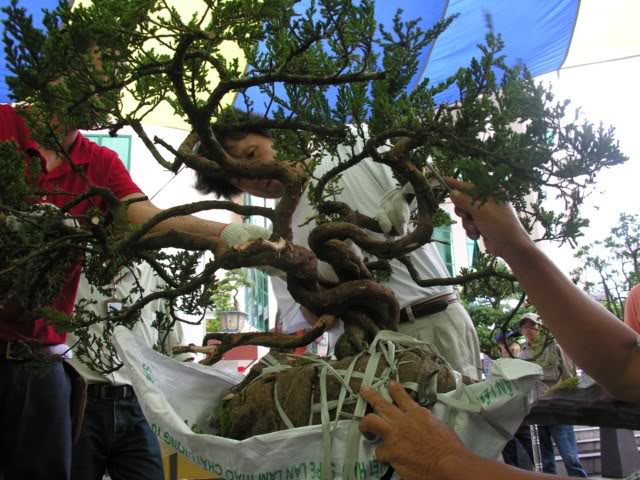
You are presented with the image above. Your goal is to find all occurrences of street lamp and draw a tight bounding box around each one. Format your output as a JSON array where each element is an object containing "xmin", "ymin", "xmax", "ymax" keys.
[{"xmin": 219, "ymin": 310, "xmax": 248, "ymax": 333}]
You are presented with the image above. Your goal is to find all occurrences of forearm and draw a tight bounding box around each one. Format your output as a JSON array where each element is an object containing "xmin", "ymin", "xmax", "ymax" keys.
[
  {"xmin": 126, "ymin": 198, "xmax": 226, "ymax": 237},
  {"xmin": 148, "ymin": 212, "xmax": 226, "ymax": 237},
  {"xmin": 439, "ymin": 454, "xmax": 565, "ymax": 480},
  {"xmin": 503, "ymin": 242, "xmax": 640, "ymax": 400}
]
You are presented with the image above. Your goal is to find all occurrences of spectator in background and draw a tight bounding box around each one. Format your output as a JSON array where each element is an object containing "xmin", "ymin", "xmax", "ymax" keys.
[
  {"xmin": 624, "ymin": 284, "xmax": 640, "ymax": 335},
  {"xmin": 519, "ymin": 313, "xmax": 587, "ymax": 477},
  {"xmin": 67, "ymin": 263, "xmax": 194, "ymax": 480},
  {"xmin": 496, "ymin": 329, "xmax": 521, "ymax": 358},
  {"xmin": 497, "ymin": 330, "xmax": 536, "ymax": 471}
]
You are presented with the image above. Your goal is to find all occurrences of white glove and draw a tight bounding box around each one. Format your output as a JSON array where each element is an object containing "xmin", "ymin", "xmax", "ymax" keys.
[
  {"xmin": 218, "ymin": 223, "xmax": 271, "ymax": 247},
  {"xmin": 218, "ymin": 223, "xmax": 286, "ymax": 278},
  {"xmin": 375, "ymin": 183, "xmax": 415, "ymax": 236},
  {"xmin": 6, "ymin": 203, "xmax": 78, "ymax": 232}
]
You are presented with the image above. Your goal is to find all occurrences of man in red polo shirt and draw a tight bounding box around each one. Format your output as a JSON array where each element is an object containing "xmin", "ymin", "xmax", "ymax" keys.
[{"xmin": 0, "ymin": 104, "xmax": 270, "ymax": 480}]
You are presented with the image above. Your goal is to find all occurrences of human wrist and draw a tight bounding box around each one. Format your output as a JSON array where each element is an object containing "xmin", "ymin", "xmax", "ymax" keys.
[
  {"xmin": 437, "ymin": 452, "xmax": 485, "ymax": 480},
  {"xmin": 499, "ymin": 235, "xmax": 537, "ymax": 266},
  {"xmin": 217, "ymin": 223, "xmax": 231, "ymax": 238}
]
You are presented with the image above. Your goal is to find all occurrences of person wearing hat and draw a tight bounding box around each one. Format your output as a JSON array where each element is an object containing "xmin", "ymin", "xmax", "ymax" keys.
[{"xmin": 518, "ymin": 313, "xmax": 587, "ymax": 477}]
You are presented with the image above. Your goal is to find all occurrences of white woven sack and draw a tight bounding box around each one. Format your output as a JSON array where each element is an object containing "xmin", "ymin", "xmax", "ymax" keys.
[{"xmin": 113, "ymin": 326, "xmax": 542, "ymax": 480}]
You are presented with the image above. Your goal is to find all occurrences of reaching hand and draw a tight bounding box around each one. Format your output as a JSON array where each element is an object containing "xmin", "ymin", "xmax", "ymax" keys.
[
  {"xmin": 375, "ymin": 184, "xmax": 414, "ymax": 236},
  {"xmin": 359, "ymin": 381, "xmax": 470, "ymax": 480},
  {"xmin": 6, "ymin": 203, "xmax": 78, "ymax": 232},
  {"xmin": 446, "ymin": 178, "xmax": 533, "ymax": 260},
  {"xmin": 218, "ymin": 223, "xmax": 286, "ymax": 278},
  {"xmin": 218, "ymin": 223, "xmax": 271, "ymax": 247}
]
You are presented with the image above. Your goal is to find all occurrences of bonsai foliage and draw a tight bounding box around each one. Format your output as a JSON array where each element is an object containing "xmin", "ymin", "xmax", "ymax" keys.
[
  {"xmin": 0, "ymin": 0, "xmax": 627, "ymax": 367},
  {"xmin": 206, "ymin": 269, "xmax": 252, "ymax": 332},
  {"xmin": 571, "ymin": 213, "xmax": 640, "ymax": 319}
]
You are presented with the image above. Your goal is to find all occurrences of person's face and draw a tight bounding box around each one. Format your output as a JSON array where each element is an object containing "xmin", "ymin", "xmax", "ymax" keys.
[
  {"xmin": 225, "ymin": 133, "xmax": 285, "ymax": 198},
  {"xmin": 509, "ymin": 342, "xmax": 521, "ymax": 356},
  {"xmin": 520, "ymin": 321, "xmax": 539, "ymax": 343}
]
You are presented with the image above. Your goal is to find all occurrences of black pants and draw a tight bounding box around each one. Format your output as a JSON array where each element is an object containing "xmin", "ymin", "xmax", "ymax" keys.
[
  {"xmin": 71, "ymin": 396, "xmax": 164, "ymax": 480},
  {"xmin": 502, "ymin": 425, "xmax": 535, "ymax": 470},
  {"xmin": 0, "ymin": 359, "xmax": 72, "ymax": 480}
]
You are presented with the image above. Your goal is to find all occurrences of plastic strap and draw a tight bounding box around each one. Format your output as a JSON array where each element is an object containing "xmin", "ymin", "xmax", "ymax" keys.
[
  {"xmin": 342, "ymin": 352, "xmax": 383, "ymax": 480},
  {"xmin": 273, "ymin": 380, "xmax": 295, "ymax": 430},
  {"xmin": 319, "ymin": 366, "xmax": 332, "ymax": 480},
  {"xmin": 330, "ymin": 354, "xmax": 362, "ymax": 433}
]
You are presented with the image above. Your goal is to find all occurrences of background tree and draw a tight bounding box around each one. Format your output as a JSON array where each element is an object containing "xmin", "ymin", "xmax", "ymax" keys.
[
  {"xmin": 0, "ymin": 0, "xmax": 627, "ymax": 368},
  {"xmin": 571, "ymin": 213, "xmax": 640, "ymax": 318},
  {"xmin": 458, "ymin": 252, "xmax": 525, "ymax": 356}
]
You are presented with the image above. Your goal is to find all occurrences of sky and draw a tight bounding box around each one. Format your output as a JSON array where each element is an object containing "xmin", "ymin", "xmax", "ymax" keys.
[{"xmin": 535, "ymin": 56, "xmax": 640, "ymax": 276}]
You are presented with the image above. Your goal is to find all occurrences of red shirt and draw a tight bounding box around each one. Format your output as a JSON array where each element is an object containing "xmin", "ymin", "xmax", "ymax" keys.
[{"xmin": 0, "ymin": 105, "xmax": 143, "ymax": 344}]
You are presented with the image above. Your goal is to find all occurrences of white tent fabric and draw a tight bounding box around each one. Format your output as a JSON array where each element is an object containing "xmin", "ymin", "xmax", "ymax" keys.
[{"xmin": 1, "ymin": 0, "xmax": 639, "ymax": 128}]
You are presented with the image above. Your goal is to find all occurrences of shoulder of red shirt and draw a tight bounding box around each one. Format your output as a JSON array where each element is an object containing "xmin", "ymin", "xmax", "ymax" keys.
[{"xmin": 0, "ymin": 103, "xmax": 39, "ymax": 152}]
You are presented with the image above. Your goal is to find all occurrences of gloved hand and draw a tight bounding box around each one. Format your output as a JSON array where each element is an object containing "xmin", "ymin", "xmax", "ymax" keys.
[
  {"xmin": 219, "ymin": 223, "xmax": 286, "ymax": 278},
  {"xmin": 6, "ymin": 203, "xmax": 78, "ymax": 232},
  {"xmin": 375, "ymin": 183, "xmax": 415, "ymax": 236},
  {"xmin": 218, "ymin": 223, "xmax": 271, "ymax": 247}
]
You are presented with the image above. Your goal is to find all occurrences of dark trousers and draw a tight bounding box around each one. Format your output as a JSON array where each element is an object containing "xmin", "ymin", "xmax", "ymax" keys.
[
  {"xmin": 539, "ymin": 424, "xmax": 588, "ymax": 477},
  {"xmin": 0, "ymin": 359, "xmax": 72, "ymax": 480},
  {"xmin": 71, "ymin": 396, "xmax": 164, "ymax": 480},
  {"xmin": 502, "ymin": 425, "xmax": 535, "ymax": 470}
]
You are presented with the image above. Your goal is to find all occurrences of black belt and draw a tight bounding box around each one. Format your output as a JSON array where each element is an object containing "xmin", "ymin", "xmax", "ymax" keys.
[
  {"xmin": 87, "ymin": 383, "xmax": 137, "ymax": 400},
  {"xmin": 0, "ymin": 340, "xmax": 44, "ymax": 361},
  {"xmin": 399, "ymin": 292, "xmax": 459, "ymax": 324}
]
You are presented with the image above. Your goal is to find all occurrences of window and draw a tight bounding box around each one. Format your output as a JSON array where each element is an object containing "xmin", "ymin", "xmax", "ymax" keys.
[
  {"xmin": 244, "ymin": 267, "xmax": 269, "ymax": 332},
  {"xmin": 432, "ymin": 225, "xmax": 454, "ymax": 276},
  {"xmin": 243, "ymin": 194, "xmax": 271, "ymax": 331},
  {"xmin": 84, "ymin": 134, "xmax": 132, "ymax": 170},
  {"xmin": 467, "ymin": 238, "xmax": 478, "ymax": 266}
]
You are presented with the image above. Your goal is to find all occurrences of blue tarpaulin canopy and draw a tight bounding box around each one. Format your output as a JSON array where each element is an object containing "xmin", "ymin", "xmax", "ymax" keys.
[{"xmin": 1, "ymin": 0, "xmax": 638, "ymax": 108}]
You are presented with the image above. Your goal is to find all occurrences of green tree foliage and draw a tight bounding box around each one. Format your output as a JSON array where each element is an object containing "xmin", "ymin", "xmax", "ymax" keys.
[
  {"xmin": 459, "ymin": 252, "xmax": 525, "ymax": 355},
  {"xmin": 0, "ymin": 0, "xmax": 628, "ymax": 365}
]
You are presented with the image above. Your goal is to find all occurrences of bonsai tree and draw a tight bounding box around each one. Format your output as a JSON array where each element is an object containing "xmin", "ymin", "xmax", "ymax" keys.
[
  {"xmin": 0, "ymin": 0, "xmax": 626, "ymax": 370},
  {"xmin": 206, "ymin": 269, "xmax": 252, "ymax": 332}
]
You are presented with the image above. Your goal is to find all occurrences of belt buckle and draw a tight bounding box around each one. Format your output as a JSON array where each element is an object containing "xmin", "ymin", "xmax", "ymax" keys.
[
  {"xmin": 5, "ymin": 341, "xmax": 17, "ymax": 360},
  {"xmin": 5, "ymin": 341, "xmax": 28, "ymax": 360},
  {"xmin": 404, "ymin": 305, "xmax": 416, "ymax": 323},
  {"xmin": 99, "ymin": 384, "xmax": 120, "ymax": 400}
]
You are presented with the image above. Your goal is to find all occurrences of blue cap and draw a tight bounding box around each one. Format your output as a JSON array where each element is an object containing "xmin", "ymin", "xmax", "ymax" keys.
[{"xmin": 495, "ymin": 330, "xmax": 519, "ymax": 343}]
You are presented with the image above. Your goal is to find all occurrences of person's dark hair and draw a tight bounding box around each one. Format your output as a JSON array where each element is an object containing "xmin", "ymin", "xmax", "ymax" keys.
[{"xmin": 194, "ymin": 108, "xmax": 273, "ymax": 200}]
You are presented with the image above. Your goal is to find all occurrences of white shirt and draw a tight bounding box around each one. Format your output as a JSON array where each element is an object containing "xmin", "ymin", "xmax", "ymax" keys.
[
  {"xmin": 67, "ymin": 263, "xmax": 193, "ymax": 385},
  {"xmin": 274, "ymin": 138, "xmax": 453, "ymax": 333}
]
